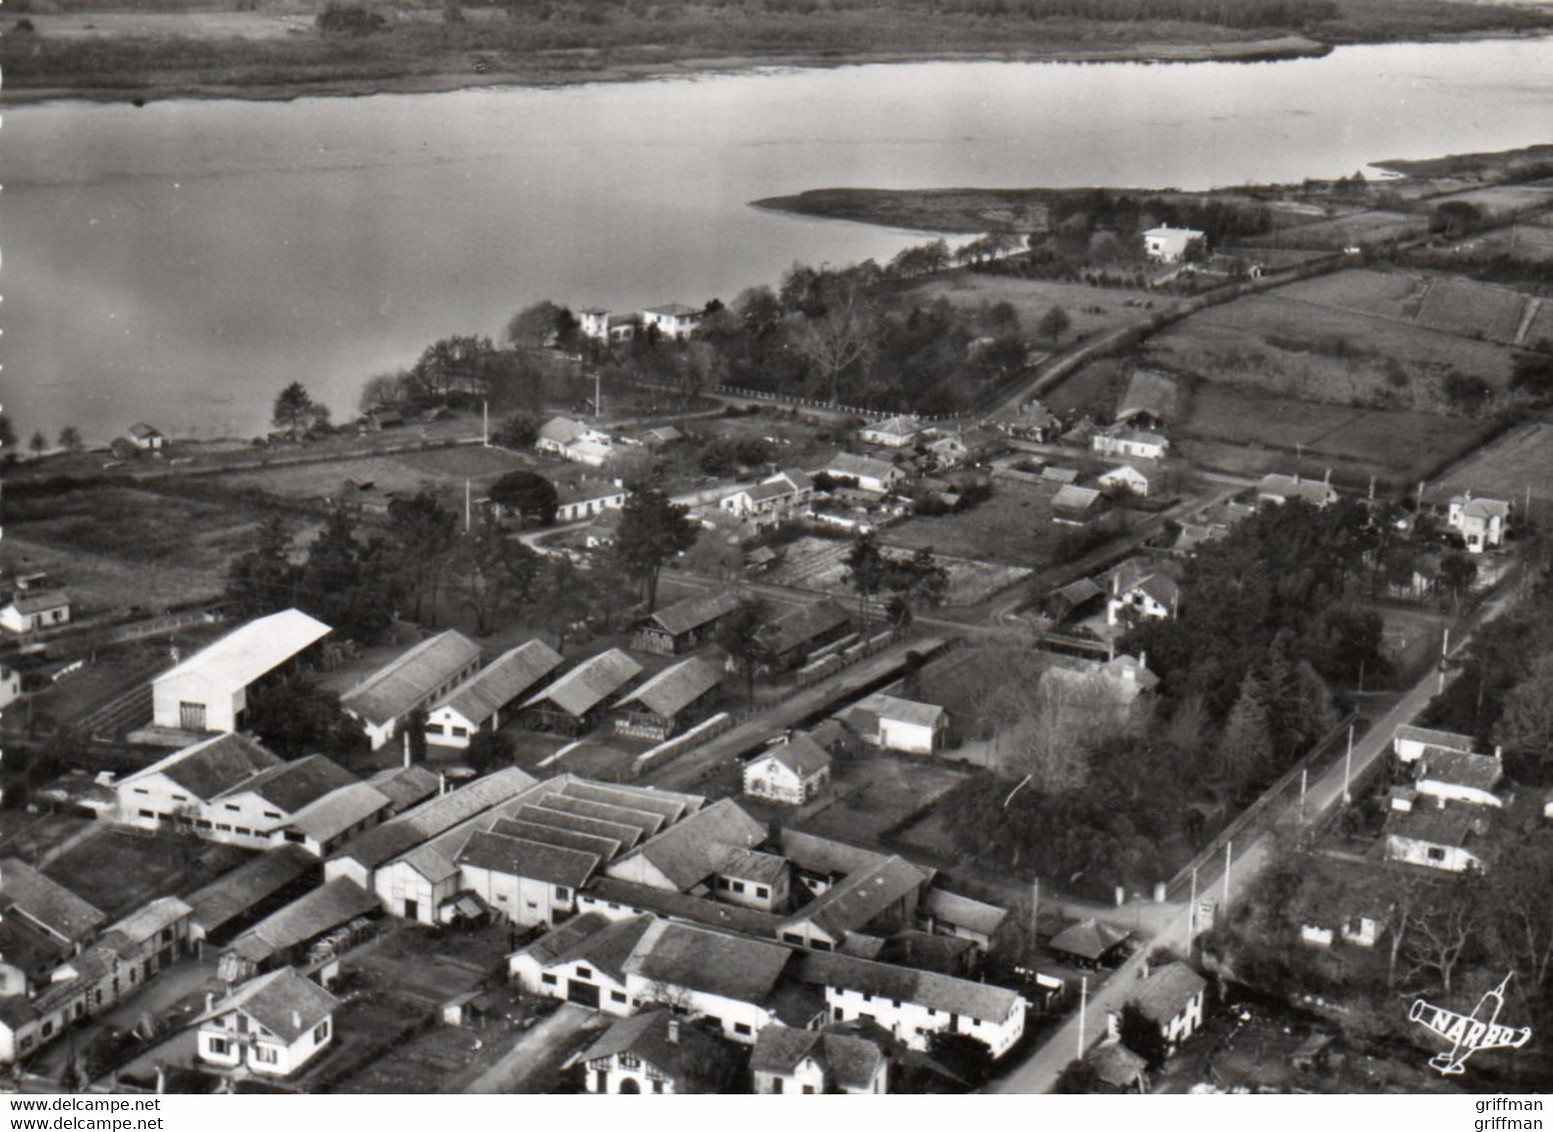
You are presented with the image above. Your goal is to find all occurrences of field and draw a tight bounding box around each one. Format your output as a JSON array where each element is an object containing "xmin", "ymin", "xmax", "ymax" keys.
[
  {"xmin": 903, "ymin": 273, "xmax": 1159, "ymax": 344},
  {"xmin": 1249, "ymin": 209, "xmax": 1426, "ymax": 250},
  {"xmin": 1429, "ymin": 421, "xmax": 1553, "ymax": 511},
  {"xmin": 1145, "ymin": 272, "xmax": 1521, "ymax": 417},
  {"xmin": 798, "ymin": 748, "xmax": 968, "ymax": 844},
  {"xmin": 2, "ymin": 485, "xmax": 272, "ymax": 612},
  {"xmin": 1175, "ymin": 383, "xmax": 1500, "ymax": 485},
  {"xmin": 1454, "ymin": 212, "xmax": 1553, "ymax": 265},
  {"xmin": 212, "ymin": 444, "xmax": 533, "ymax": 502},
  {"xmin": 44, "ymin": 826, "xmax": 250, "ymax": 919},
  {"xmin": 1414, "ymin": 277, "xmax": 1532, "ymax": 343},
  {"xmin": 764, "ymin": 534, "xmax": 1032, "ymax": 606},
  {"xmin": 1424, "ymin": 180, "xmax": 1553, "ymax": 219}
]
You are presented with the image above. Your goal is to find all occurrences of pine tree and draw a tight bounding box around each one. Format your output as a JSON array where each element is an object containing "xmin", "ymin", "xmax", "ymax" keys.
[{"xmin": 1216, "ymin": 671, "xmax": 1272, "ymax": 791}]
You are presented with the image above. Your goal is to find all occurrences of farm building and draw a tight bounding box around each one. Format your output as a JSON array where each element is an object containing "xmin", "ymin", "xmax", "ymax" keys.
[
  {"xmin": 0, "ymin": 591, "xmax": 70, "ymax": 634},
  {"xmin": 859, "ymin": 416, "xmax": 922, "ymax": 449},
  {"xmin": 927, "ymin": 428, "xmax": 1005, "ymax": 469},
  {"xmin": 777, "ymin": 854, "xmax": 930, "ymax": 953},
  {"xmin": 1116, "ymin": 962, "xmax": 1207, "ymax": 1057},
  {"xmin": 919, "ymin": 888, "xmax": 1008, "ymax": 953},
  {"xmin": 1091, "ymin": 425, "xmax": 1169, "ymax": 461},
  {"xmin": 743, "ymin": 734, "xmax": 833, "ymax": 806},
  {"xmin": 276, "ymin": 781, "xmax": 393, "ymax": 857},
  {"xmin": 221, "ymin": 877, "xmax": 380, "ymax": 980},
  {"xmin": 825, "ymin": 453, "xmax": 906, "ymax": 495},
  {"xmin": 455, "ymin": 830, "xmax": 600, "ymax": 929},
  {"xmin": 838, "ymin": 693, "xmax": 948, "ymax": 755},
  {"xmin": 1258, "ymin": 473, "xmax": 1338, "ymax": 509},
  {"xmin": 1447, "ymin": 492, "xmax": 1511, "ymax": 553},
  {"xmin": 641, "ymin": 302, "xmax": 704, "ymax": 339},
  {"xmin": 752, "ymin": 1024, "xmax": 890, "ymax": 1095},
  {"xmin": 581, "ymin": 1011, "xmax": 742, "ymax": 1094},
  {"xmin": 1115, "ymin": 370, "xmax": 1180, "ymax": 429},
  {"xmin": 757, "ymin": 600, "xmax": 853, "ymax": 673},
  {"xmin": 195, "ymin": 967, "xmax": 338, "ymax": 1077},
  {"xmin": 1045, "ymin": 577, "xmax": 1106, "ymax": 623},
  {"xmin": 1050, "ymin": 918, "xmax": 1130, "ymax": 968},
  {"xmin": 633, "ymin": 590, "xmax": 742, "ymax": 656},
  {"xmin": 1142, "ymin": 226, "xmax": 1204, "ymax": 262},
  {"xmin": 1415, "ymin": 748, "xmax": 1504, "ymax": 809},
  {"xmin": 1393, "ymin": 725, "xmax": 1476, "ymax": 765},
  {"xmin": 985, "ymin": 400, "xmax": 1060, "ymax": 441},
  {"xmin": 535, "ymin": 417, "xmax": 614, "ymax": 467},
  {"xmin": 1383, "ymin": 806, "xmax": 1486, "ymax": 873},
  {"xmin": 613, "ymin": 657, "xmax": 724, "ymax": 741},
  {"xmin": 519, "ymin": 649, "xmax": 644, "ymax": 735},
  {"xmin": 604, "ymin": 798, "xmax": 764, "ymax": 895},
  {"xmin": 1099, "ymin": 462, "xmax": 1161, "ymax": 498},
  {"xmin": 151, "ymin": 609, "xmax": 331, "ymax": 734},
  {"xmin": 341, "ymin": 630, "xmax": 482, "ymax": 750},
  {"xmin": 1051, "ymin": 484, "xmax": 1108, "ymax": 526},
  {"xmin": 424, "ymin": 640, "xmax": 565, "ymax": 749},
  {"xmin": 184, "ymin": 845, "xmax": 319, "ymax": 947}
]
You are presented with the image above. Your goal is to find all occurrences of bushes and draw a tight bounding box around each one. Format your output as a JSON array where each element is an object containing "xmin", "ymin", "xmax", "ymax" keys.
[{"xmin": 317, "ymin": 3, "xmax": 387, "ymax": 35}]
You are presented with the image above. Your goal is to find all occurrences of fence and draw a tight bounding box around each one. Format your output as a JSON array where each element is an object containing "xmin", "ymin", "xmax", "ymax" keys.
[
  {"xmin": 794, "ymin": 628, "xmax": 898, "ymax": 689},
  {"xmin": 631, "ymin": 711, "xmax": 734, "ymax": 776}
]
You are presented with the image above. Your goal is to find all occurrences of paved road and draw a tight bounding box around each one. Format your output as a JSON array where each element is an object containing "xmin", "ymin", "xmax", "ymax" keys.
[{"xmin": 987, "ymin": 580, "xmax": 1515, "ymax": 1093}]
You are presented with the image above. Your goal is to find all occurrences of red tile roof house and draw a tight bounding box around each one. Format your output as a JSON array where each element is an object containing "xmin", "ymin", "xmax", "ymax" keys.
[
  {"xmin": 752, "ymin": 1022, "xmax": 889, "ymax": 1094},
  {"xmin": 195, "ymin": 967, "xmax": 339, "ymax": 1077}
]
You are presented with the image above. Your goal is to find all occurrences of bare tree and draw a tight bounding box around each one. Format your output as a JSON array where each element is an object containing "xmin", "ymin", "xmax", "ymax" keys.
[
  {"xmin": 792, "ymin": 286, "xmax": 877, "ymax": 402},
  {"xmin": 1404, "ymin": 878, "xmax": 1484, "ymax": 997}
]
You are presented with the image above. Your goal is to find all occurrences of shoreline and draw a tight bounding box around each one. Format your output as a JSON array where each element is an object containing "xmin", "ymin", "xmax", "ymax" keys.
[{"xmin": 0, "ymin": 30, "xmax": 1495, "ymax": 109}]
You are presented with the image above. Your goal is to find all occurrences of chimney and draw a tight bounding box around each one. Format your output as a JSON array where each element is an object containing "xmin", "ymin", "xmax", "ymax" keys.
[
  {"xmin": 403, "ymin": 728, "xmax": 413, "ymax": 770},
  {"xmin": 1495, "ymin": 745, "xmax": 1503, "ymax": 760},
  {"xmin": 439, "ymin": 772, "xmax": 449, "ymax": 797},
  {"xmin": 667, "ymin": 1017, "xmax": 680, "ymax": 1045},
  {"xmin": 292, "ymin": 1010, "xmax": 302, "ymax": 1032},
  {"xmin": 1139, "ymin": 650, "xmax": 1147, "ymax": 672},
  {"xmin": 205, "ymin": 992, "xmax": 215, "ymax": 1013}
]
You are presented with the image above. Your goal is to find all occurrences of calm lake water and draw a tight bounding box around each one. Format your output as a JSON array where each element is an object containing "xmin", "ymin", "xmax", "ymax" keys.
[{"xmin": 4, "ymin": 36, "xmax": 1552, "ymax": 443}]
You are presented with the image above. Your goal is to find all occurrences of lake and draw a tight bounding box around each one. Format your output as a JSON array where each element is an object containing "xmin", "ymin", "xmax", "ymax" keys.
[{"xmin": 3, "ymin": 36, "xmax": 1552, "ymax": 443}]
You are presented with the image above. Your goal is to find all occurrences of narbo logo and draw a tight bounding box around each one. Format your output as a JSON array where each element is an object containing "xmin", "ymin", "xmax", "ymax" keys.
[{"xmin": 1409, "ymin": 973, "xmax": 1533, "ymax": 1076}]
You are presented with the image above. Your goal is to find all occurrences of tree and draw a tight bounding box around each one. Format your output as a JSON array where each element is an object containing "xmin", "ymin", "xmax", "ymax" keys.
[
  {"xmin": 359, "ymin": 372, "xmax": 408, "ymax": 414},
  {"xmin": 1216, "ymin": 672, "xmax": 1273, "ymax": 791},
  {"xmin": 792, "ymin": 286, "xmax": 878, "ymax": 402},
  {"xmin": 613, "ymin": 488, "xmax": 699, "ymax": 612},
  {"xmin": 845, "ymin": 531, "xmax": 891, "ymax": 622},
  {"xmin": 719, "ymin": 597, "xmax": 775, "ymax": 706},
  {"xmin": 466, "ymin": 730, "xmax": 516, "ymax": 775},
  {"xmin": 1438, "ymin": 552, "xmax": 1477, "ymax": 610},
  {"xmin": 385, "ymin": 491, "xmax": 458, "ymax": 622},
  {"xmin": 294, "ymin": 503, "xmax": 397, "ymax": 642},
  {"xmin": 506, "ymin": 301, "xmax": 577, "ymax": 350},
  {"xmin": 1116, "ymin": 1001, "xmax": 1168, "ymax": 1069},
  {"xmin": 28, "ymin": 431, "xmax": 47, "ymax": 455},
  {"xmin": 1493, "ymin": 652, "xmax": 1553, "ymax": 767},
  {"xmin": 449, "ymin": 519, "xmax": 543, "ymax": 634},
  {"xmin": 493, "ymin": 412, "xmax": 542, "ymax": 449},
  {"xmin": 0, "ymin": 412, "xmax": 17, "ymax": 456},
  {"xmin": 273, "ymin": 381, "xmax": 323, "ymax": 435},
  {"xmin": 487, "ymin": 470, "xmax": 559, "ymax": 527},
  {"xmin": 57, "ymin": 425, "xmax": 83, "ymax": 453},
  {"xmin": 245, "ymin": 677, "xmax": 369, "ymax": 762},
  {"xmin": 1404, "ymin": 878, "xmax": 1486, "ymax": 997},
  {"xmin": 225, "ymin": 513, "xmax": 298, "ymax": 620},
  {"xmin": 1037, "ymin": 305, "xmax": 1072, "ymax": 344}
]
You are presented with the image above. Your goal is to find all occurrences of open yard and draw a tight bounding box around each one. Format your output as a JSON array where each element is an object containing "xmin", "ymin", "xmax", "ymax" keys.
[
  {"xmin": 44, "ymin": 826, "xmax": 250, "ymax": 920},
  {"xmin": 1454, "ymin": 211, "xmax": 1553, "ymax": 265},
  {"xmin": 2, "ymin": 485, "xmax": 271, "ymax": 613},
  {"xmin": 211, "ymin": 444, "xmax": 533, "ymax": 503},
  {"xmin": 1430, "ymin": 420, "xmax": 1553, "ymax": 511},
  {"xmin": 1245, "ymin": 209, "xmax": 1426, "ymax": 250},
  {"xmin": 765, "ymin": 533, "xmax": 1032, "ymax": 606},
  {"xmin": 903, "ymin": 273, "xmax": 1158, "ymax": 345},
  {"xmin": 881, "ymin": 480, "xmax": 1062, "ymax": 567},
  {"xmin": 798, "ymin": 748, "xmax": 969, "ymax": 845}
]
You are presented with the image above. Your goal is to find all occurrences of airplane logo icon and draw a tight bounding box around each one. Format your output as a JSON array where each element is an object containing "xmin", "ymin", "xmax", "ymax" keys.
[{"xmin": 1409, "ymin": 973, "xmax": 1533, "ymax": 1076}]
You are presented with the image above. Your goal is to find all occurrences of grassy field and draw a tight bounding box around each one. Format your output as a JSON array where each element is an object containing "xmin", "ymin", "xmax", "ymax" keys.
[
  {"xmin": 211, "ymin": 444, "xmax": 532, "ymax": 502},
  {"xmin": 798, "ymin": 748, "xmax": 968, "ymax": 844},
  {"xmin": 1454, "ymin": 213, "xmax": 1553, "ymax": 265},
  {"xmin": 766, "ymin": 532, "xmax": 1033, "ymax": 604},
  {"xmin": 1415, "ymin": 277, "xmax": 1532, "ymax": 344},
  {"xmin": 1430, "ymin": 421, "xmax": 1553, "ymax": 511},
  {"xmin": 45, "ymin": 827, "xmax": 250, "ymax": 919},
  {"xmin": 903, "ymin": 273, "xmax": 1157, "ymax": 345},
  {"xmin": 1247, "ymin": 209, "xmax": 1426, "ymax": 250}
]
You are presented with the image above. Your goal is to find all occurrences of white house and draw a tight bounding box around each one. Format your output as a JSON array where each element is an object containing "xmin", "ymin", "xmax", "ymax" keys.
[
  {"xmin": 859, "ymin": 416, "xmax": 921, "ymax": 449},
  {"xmin": 1392, "ymin": 725, "xmax": 1476, "ymax": 766},
  {"xmin": 0, "ymin": 666, "xmax": 20, "ymax": 712},
  {"xmin": 1143, "ymin": 226, "xmax": 1205, "ymax": 262},
  {"xmin": 641, "ymin": 303, "xmax": 704, "ymax": 340},
  {"xmin": 1117, "ymin": 962, "xmax": 1207, "ymax": 1057},
  {"xmin": 1258, "ymin": 473, "xmax": 1338, "ymax": 509},
  {"xmin": 194, "ymin": 967, "xmax": 338, "ymax": 1077},
  {"xmin": 578, "ymin": 308, "xmax": 638, "ymax": 344},
  {"xmin": 839, "ymin": 693, "xmax": 948, "ymax": 755},
  {"xmin": 536, "ymin": 417, "xmax": 615, "ymax": 467},
  {"xmin": 578, "ymin": 1010, "xmax": 739, "ymax": 1094},
  {"xmin": 341, "ymin": 630, "xmax": 482, "ymax": 750},
  {"xmin": 1104, "ymin": 562, "xmax": 1180, "ymax": 626},
  {"xmin": 622, "ymin": 919, "xmax": 792, "ymax": 1044},
  {"xmin": 0, "ymin": 591, "xmax": 70, "ymax": 634},
  {"xmin": 1383, "ymin": 807, "xmax": 1485, "ymax": 873},
  {"xmin": 151, "ymin": 609, "xmax": 331, "ymax": 734},
  {"xmin": 1415, "ymin": 749, "xmax": 1503, "ymax": 809},
  {"xmin": 799, "ymin": 951, "xmax": 1027, "ymax": 1057},
  {"xmin": 554, "ymin": 479, "xmax": 630, "ymax": 523},
  {"xmin": 1098, "ymin": 463, "xmax": 1160, "ymax": 498},
  {"xmin": 128, "ymin": 423, "xmax": 165, "ymax": 450},
  {"xmin": 743, "ymin": 735, "xmax": 832, "ymax": 806},
  {"xmin": 825, "ymin": 453, "xmax": 905, "ymax": 495},
  {"xmin": 424, "ymin": 640, "xmax": 564, "ymax": 749},
  {"xmin": 1447, "ymin": 492, "xmax": 1511, "ymax": 553},
  {"xmin": 510, "ymin": 912, "xmax": 652, "ymax": 1013},
  {"xmin": 1091, "ymin": 426, "xmax": 1169, "ymax": 461},
  {"xmin": 751, "ymin": 1024, "xmax": 889, "ymax": 1094},
  {"xmin": 720, "ymin": 471, "xmax": 815, "ymax": 530}
]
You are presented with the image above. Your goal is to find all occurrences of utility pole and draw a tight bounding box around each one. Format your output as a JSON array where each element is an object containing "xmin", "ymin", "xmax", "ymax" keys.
[
  {"xmin": 1077, "ymin": 975, "xmax": 1088, "ymax": 1058},
  {"xmin": 1299, "ymin": 767, "xmax": 1308, "ymax": 824},
  {"xmin": 1030, "ymin": 878, "xmax": 1040, "ymax": 944},
  {"xmin": 1222, "ymin": 841, "xmax": 1232, "ymax": 906},
  {"xmin": 1440, "ymin": 627, "xmax": 1450, "ymax": 693},
  {"xmin": 1186, "ymin": 866, "xmax": 1198, "ymax": 950},
  {"xmin": 482, "ymin": 400, "xmax": 489, "ymax": 447},
  {"xmin": 464, "ymin": 478, "xmax": 472, "ymax": 534},
  {"xmin": 1343, "ymin": 723, "xmax": 1354, "ymax": 804},
  {"xmin": 595, "ymin": 369, "xmax": 603, "ymax": 420}
]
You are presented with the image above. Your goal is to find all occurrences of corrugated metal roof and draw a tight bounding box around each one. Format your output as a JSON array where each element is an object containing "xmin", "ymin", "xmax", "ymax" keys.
[
  {"xmin": 154, "ymin": 609, "xmax": 331, "ymax": 695},
  {"xmin": 436, "ymin": 641, "xmax": 564, "ymax": 725},
  {"xmin": 521, "ymin": 649, "xmax": 642, "ymax": 718},
  {"xmin": 615, "ymin": 656, "xmax": 723, "ymax": 718},
  {"xmin": 644, "ymin": 591, "xmax": 742, "ymax": 639},
  {"xmin": 341, "ymin": 630, "xmax": 482, "ymax": 726}
]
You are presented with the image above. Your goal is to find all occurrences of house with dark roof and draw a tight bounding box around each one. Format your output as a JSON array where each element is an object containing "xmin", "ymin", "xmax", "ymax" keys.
[
  {"xmin": 536, "ymin": 417, "xmax": 614, "ymax": 467},
  {"xmin": 1447, "ymin": 491, "xmax": 1511, "ymax": 554},
  {"xmin": 128, "ymin": 422, "xmax": 166, "ymax": 450},
  {"xmin": 365, "ymin": 765, "xmax": 442, "ymax": 814},
  {"xmin": 632, "ymin": 590, "xmax": 743, "ymax": 656},
  {"xmin": 519, "ymin": 649, "xmax": 644, "ymax": 735},
  {"xmin": 605, "ymin": 799, "xmax": 765, "ymax": 894},
  {"xmin": 1099, "ymin": 461, "xmax": 1163, "ymax": 499},
  {"xmin": 579, "ymin": 1010, "xmax": 742, "ymax": 1094},
  {"xmin": 825, "ymin": 452, "xmax": 906, "ymax": 495},
  {"xmin": 510, "ymin": 912, "xmax": 654, "ymax": 1013},
  {"xmin": 919, "ymin": 889, "xmax": 1008, "ymax": 953},
  {"xmin": 0, "ymin": 591, "xmax": 70, "ymax": 634},
  {"xmin": 0, "ymin": 859, "xmax": 106, "ymax": 951},
  {"xmin": 195, "ymin": 967, "xmax": 338, "ymax": 1077},
  {"xmin": 115, "ymin": 733, "xmax": 281, "ymax": 837},
  {"xmin": 275, "ymin": 780, "xmax": 393, "ymax": 857},
  {"xmin": 1045, "ymin": 577, "xmax": 1106, "ymax": 624},
  {"xmin": 1103, "ymin": 558, "xmax": 1180, "ymax": 626},
  {"xmin": 1258, "ymin": 472, "xmax": 1338, "ymax": 510},
  {"xmin": 425, "ymin": 641, "xmax": 565, "ymax": 749},
  {"xmin": 1393, "ymin": 725, "xmax": 1476, "ymax": 766},
  {"xmin": 757, "ymin": 600, "xmax": 853, "ymax": 673},
  {"xmin": 185, "ymin": 846, "xmax": 319, "ymax": 946},
  {"xmin": 1049, "ymin": 918, "xmax": 1131, "ymax": 968},
  {"xmin": 859, "ymin": 416, "xmax": 922, "ymax": 450},
  {"xmin": 1383, "ymin": 805, "xmax": 1487, "ymax": 873},
  {"xmin": 1415, "ymin": 748, "xmax": 1504, "ymax": 809},
  {"xmin": 1085, "ymin": 1041, "xmax": 1150, "ymax": 1093},
  {"xmin": 613, "ymin": 657, "xmax": 724, "ymax": 740},
  {"xmin": 1115, "ymin": 369, "xmax": 1180, "ymax": 429},
  {"xmin": 1051, "ymin": 484, "xmax": 1108, "ymax": 527},
  {"xmin": 577, "ymin": 877, "xmax": 786, "ymax": 939},
  {"xmin": 1116, "ymin": 961, "xmax": 1207, "ymax": 1058},
  {"xmin": 714, "ymin": 847, "xmax": 791, "ymax": 914},
  {"xmin": 984, "ymin": 400, "xmax": 1060, "ymax": 442},
  {"xmin": 455, "ymin": 830, "xmax": 601, "ymax": 929},
  {"xmin": 341, "ymin": 630, "xmax": 482, "ymax": 750},
  {"xmin": 752, "ymin": 1022, "xmax": 889, "ymax": 1094},
  {"xmin": 838, "ymin": 692, "xmax": 948, "ymax": 755},
  {"xmin": 720, "ymin": 470, "xmax": 815, "ymax": 531},
  {"xmin": 777, "ymin": 855, "xmax": 930, "ymax": 953},
  {"xmin": 222, "ymin": 878, "xmax": 380, "ymax": 979},
  {"xmin": 623, "ymin": 919, "xmax": 794, "ymax": 1043}
]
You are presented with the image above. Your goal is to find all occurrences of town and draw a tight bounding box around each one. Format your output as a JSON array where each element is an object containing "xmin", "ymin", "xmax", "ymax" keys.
[{"xmin": 2, "ymin": 141, "xmax": 1553, "ymax": 1097}]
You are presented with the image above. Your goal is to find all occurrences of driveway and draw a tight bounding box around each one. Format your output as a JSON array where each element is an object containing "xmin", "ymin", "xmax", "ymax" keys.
[{"xmin": 463, "ymin": 1004, "xmax": 601, "ymax": 1094}]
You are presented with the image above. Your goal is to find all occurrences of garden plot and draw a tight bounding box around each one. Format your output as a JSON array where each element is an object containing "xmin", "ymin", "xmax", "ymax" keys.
[
  {"xmin": 1414, "ymin": 277, "xmax": 1532, "ymax": 342},
  {"xmin": 765, "ymin": 535, "xmax": 1031, "ymax": 607},
  {"xmin": 1277, "ymin": 268, "xmax": 1427, "ymax": 322}
]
